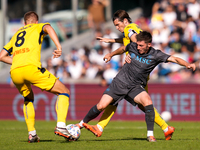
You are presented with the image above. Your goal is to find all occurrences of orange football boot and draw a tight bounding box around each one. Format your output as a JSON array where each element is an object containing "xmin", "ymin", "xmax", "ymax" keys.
[
  {"xmin": 164, "ymin": 126, "xmax": 175, "ymax": 140},
  {"xmin": 83, "ymin": 123, "xmax": 102, "ymax": 137}
]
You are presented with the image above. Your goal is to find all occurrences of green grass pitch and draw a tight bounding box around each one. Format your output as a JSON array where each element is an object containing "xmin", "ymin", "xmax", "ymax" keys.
[{"xmin": 0, "ymin": 120, "xmax": 200, "ymax": 150}]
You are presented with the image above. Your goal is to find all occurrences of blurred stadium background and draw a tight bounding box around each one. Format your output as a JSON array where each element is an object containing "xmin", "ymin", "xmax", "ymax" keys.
[{"xmin": 0, "ymin": 0, "xmax": 200, "ymax": 122}]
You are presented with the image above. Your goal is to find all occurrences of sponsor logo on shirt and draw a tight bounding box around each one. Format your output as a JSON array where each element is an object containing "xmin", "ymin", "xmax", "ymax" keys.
[
  {"xmin": 130, "ymin": 53, "xmax": 152, "ymax": 64},
  {"xmin": 13, "ymin": 48, "xmax": 30, "ymax": 56}
]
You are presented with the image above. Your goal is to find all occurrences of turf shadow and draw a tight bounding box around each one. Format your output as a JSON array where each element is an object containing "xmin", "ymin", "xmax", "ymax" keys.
[
  {"xmin": 80, "ymin": 137, "xmax": 146, "ymax": 142},
  {"xmin": 21, "ymin": 140, "xmax": 54, "ymax": 143}
]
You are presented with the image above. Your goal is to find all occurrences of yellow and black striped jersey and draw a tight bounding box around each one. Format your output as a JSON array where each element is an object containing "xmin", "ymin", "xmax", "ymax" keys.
[{"xmin": 3, "ymin": 22, "xmax": 50, "ymax": 71}]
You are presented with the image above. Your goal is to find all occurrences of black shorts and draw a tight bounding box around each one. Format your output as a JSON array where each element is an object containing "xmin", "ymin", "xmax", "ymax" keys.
[{"xmin": 103, "ymin": 79, "xmax": 145, "ymax": 106}]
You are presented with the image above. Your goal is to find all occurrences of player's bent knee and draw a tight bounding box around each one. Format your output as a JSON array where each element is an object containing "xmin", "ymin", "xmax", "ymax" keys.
[
  {"xmin": 145, "ymin": 99, "xmax": 153, "ymax": 106},
  {"xmin": 140, "ymin": 96, "xmax": 153, "ymax": 107},
  {"xmin": 50, "ymin": 80, "xmax": 70, "ymax": 95},
  {"xmin": 60, "ymin": 86, "xmax": 70, "ymax": 95},
  {"xmin": 96, "ymin": 103, "xmax": 106, "ymax": 112}
]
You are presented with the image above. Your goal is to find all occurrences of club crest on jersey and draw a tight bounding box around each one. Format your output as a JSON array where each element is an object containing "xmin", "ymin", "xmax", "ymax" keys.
[{"xmin": 130, "ymin": 53, "xmax": 152, "ymax": 64}]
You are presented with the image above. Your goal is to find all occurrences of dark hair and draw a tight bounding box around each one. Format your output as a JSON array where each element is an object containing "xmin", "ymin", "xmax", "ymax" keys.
[
  {"xmin": 24, "ymin": 11, "xmax": 38, "ymax": 24},
  {"xmin": 136, "ymin": 31, "xmax": 152, "ymax": 43},
  {"xmin": 112, "ymin": 10, "xmax": 132, "ymax": 23}
]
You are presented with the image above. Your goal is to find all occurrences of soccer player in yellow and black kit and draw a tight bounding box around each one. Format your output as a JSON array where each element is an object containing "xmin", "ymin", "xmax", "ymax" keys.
[
  {"xmin": 0, "ymin": 11, "xmax": 75, "ymax": 142},
  {"xmin": 76, "ymin": 10, "xmax": 175, "ymax": 140}
]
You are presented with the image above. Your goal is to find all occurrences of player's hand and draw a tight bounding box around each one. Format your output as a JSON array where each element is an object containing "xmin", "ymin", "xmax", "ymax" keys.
[
  {"xmin": 96, "ymin": 37, "xmax": 111, "ymax": 43},
  {"xmin": 125, "ymin": 54, "xmax": 131, "ymax": 64},
  {"xmin": 187, "ymin": 63, "xmax": 196, "ymax": 71},
  {"xmin": 53, "ymin": 49, "xmax": 62, "ymax": 58},
  {"xmin": 103, "ymin": 53, "xmax": 112, "ymax": 63}
]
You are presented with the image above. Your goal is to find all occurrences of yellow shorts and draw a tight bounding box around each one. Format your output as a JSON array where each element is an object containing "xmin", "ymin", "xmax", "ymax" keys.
[{"xmin": 10, "ymin": 65, "xmax": 57, "ymax": 97}]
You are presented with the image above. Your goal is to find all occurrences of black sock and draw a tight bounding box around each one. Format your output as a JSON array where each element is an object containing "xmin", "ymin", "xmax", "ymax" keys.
[
  {"xmin": 83, "ymin": 105, "xmax": 101, "ymax": 123},
  {"xmin": 144, "ymin": 104, "xmax": 155, "ymax": 131}
]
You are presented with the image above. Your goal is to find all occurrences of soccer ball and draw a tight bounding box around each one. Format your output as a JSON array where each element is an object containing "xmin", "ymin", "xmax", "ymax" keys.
[
  {"xmin": 66, "ymin": 124, "xmax": 81, "ymax": 140},
  {"xmin": 161, "ymin": 111, "xmax": 172, "ymax": 122}
]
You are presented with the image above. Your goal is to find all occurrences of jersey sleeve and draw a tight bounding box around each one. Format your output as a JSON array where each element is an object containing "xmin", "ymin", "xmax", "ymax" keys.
[
  {"xmin": 155, "ymin": 49, "xmax": 171, "ymax": 63},
  {"xmin": 124, "ymin": 23, "xmax": 142, "ymax": 39},
  {"xmin": 3, "ymin": 40, "xmax": 13, "ymax": 56},
  {"xmin": 37, "ymin": 22, "xmax": 50, "ymax": 44},
  {"xmin": 40, "ymin": 22, "xmax": 50, "ymax": 34},
  {"xmin": 123, "ymin": 23, "xmax": 142, "ymax": 47}
]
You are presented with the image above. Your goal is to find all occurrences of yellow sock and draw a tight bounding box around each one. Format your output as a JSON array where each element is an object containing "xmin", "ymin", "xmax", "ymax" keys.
[
  {"xmin": 23, "ymin": 101, "xmax": 35, "ymax": 132},
  {"xmin": 55, "ymin": 94, "xmax": 69, "ymax": 123},
  {"xmin": 98, "ymin": 105, "xmax": 117, "ymax": 129},
  {"xmin": 154, "ymin": 107, "xmax": 168, "ymax": 131}
]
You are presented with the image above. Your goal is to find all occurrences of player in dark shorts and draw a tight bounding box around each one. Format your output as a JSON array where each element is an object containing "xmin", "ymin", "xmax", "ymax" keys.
[{"xmin": 78, "ymin": 31, "xmax": 196, "ymax": 142}]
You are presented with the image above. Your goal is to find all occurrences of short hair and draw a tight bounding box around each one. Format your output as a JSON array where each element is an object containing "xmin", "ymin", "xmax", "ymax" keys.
[
  {"xmin": 136, "ymin": 31, "xmax": 152, "ymax": 43},
  {"xmin": 112, "ymin": 10, "xmax": 132, "ymax": 23},
  {"xmin": 24, "ymin": 11, "xmax": 38, "ymax": 24}
]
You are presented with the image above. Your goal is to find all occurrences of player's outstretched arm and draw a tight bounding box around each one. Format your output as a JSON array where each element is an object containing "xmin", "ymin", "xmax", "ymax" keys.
[
  {"xmin": 96, "ymin": 37, "xmax": 123, "ymax": 44},
  {"xmin": 167, "ymin": 55, "xmax": 196, "ymax": 71},
  {"xmin": 103, "ymin": 46, "xmax": 126, "ymax": 63},
  {"xmin": 43, "ymin": 24, "xmax": 62, "ymax": 58},
  {"xmin": 0, "ymin": 49, "xmax": 12, "ymax": 65}
]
